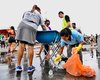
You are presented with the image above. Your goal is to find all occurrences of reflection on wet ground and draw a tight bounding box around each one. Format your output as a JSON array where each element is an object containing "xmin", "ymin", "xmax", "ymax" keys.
[
  {"xmin": 0, "ymin": 64, "xmax": 97, "ymax": 80},
  {"xmin": 0, "ymin": 45, "xmax": 100, "ymax": 80}
]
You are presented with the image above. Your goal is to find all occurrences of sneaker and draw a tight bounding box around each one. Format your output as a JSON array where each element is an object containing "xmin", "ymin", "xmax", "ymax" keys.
[
  {"xmin": 16, "ymin": 66, "xmax": 22, "ymax": 71},
  {"xmin": 32, "ymin": 66, "xmax": 35, "ymax": 71},
  {"xmin": 27, "ymin": 66, "xmax": 35, "ymax": 72}
]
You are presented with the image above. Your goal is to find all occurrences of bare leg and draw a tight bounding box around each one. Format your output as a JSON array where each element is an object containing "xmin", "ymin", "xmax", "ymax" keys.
[
  {"xmin": 17, "ymin": 42, "xmax": 25, "ymax": 66},
  {"xmin": 28, "ymin": 45, "xmax": 34, "ymax": 67},
  {"xmin": 8, "ymin": 43, "xmax": 11, "ymax": 52},
  {"xmin": 11, "ymin": 42, "xmax": 16, "ymax": 54},
  {"xmin": 37, "ymin": 45, "xmax": 43, "ymax": 56},
  {"xmin": 45, "ymin": 46, "xmax": 51, "ymax": 60},
  {"xmin": 7, "ymin": 56, "xmax": 12, "ymax": 66}
]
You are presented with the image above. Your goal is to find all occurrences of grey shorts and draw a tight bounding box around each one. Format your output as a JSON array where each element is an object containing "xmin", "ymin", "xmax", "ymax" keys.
[{"xmin": 15, "ymin": 21, "xmax": 37, "ymax": 45}]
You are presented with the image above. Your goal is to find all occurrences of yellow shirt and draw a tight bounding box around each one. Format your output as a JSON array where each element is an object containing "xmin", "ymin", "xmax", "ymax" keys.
[{"xmin": 62, "ymin": 18, "xmax": 73, "ymax": 30}]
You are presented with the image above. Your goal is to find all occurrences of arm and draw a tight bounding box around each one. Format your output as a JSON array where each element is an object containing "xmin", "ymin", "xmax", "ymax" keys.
[
  {"xmin": 59, "ymin": 39, "xmax": 67, "ymax": 54},
  {"xmin": 66, "ymin": 22, "xmax": 71, "ymax": 28},
  {"xmin": 78, "ymin": 29, "xmax": 82, "ymax": 34},
  {"xmin": 48, "ymin": 46, "xmax": 51, "ymax": 54},
  {"xmin": 76, "ymin": 33, "xmax": 84, "ymax": 51},
  {"xmin": 77, "ymin": 42, "xmax": 84, "ymax": 51},
  {"xmin": 39, "ymin": 14, "xmax": 46, "ymax": 30},
  {"xmin": 38, "ymin": 45, "xmax": 44, "ymax": 55},
  {"xmin": 58, "ymin": 46, "xmax": 64, "ymax": 55},
  {"xmin": 53, "ymin": 39, "xmax": 66, "ymax": 63},
  {"xmin": 72, "ymin": 30, "xmax": 84, "ymax": 51},
  {"xmin": 54, "ymin": 46, "xmax": 64, "ymax": 64},
  {"xmin": 41, "ymin": 25, "xmax": 46, "ymax": 30}
]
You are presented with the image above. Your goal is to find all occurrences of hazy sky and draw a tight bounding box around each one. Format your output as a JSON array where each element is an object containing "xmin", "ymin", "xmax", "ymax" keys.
[{"xmin": 0, "ymin": 0, "xmax": 100, "ymax": 35}]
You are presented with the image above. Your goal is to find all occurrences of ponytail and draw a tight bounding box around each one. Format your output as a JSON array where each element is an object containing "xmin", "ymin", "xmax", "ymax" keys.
[
  {"xmin": 10, "ymin": 26, "xmax": 16, "ymax": 35},
  {"xmin": 32, "ymin": 5, "xmax": 41, "ymax": 14}
]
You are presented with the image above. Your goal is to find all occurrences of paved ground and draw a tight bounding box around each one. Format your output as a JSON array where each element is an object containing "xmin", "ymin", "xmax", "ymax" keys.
[{"xmin": 0, "ymin": 45, "xmax": 100, "ymax": 80}]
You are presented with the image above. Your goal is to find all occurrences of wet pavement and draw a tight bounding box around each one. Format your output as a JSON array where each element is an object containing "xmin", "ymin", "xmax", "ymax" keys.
[{"xmin": 0, "ymin": 45, "xmax": 100, "ymax": 80}]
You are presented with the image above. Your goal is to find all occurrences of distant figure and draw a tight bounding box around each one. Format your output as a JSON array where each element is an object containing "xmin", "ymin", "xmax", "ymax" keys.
[
  {"xmin": 0, "ymin": 34, "xmax": 3, "ymax": 47},
  {"xmin": 90, "ymin": 34, "xmax": 95, "ymax": 46},
  {"xmin": 8, "ymin": 26, "xmax": 16, "ymax": 54},
  {"xmin": 45, "ymin": 19, "xmax": 51, "ymax": 30},
  {"xmin": 7, "ymin": 26, "xmax": 16, "ymax": 67},
  {"xmin": 0, "ymin": 34, "xmax": 3, "ymax": 42},
  {"xmin": 1, "ymin": 35, "xmax": 5, "ymax": 48},
  {"xmin": 58, "ymin": 11, "xmax": 72, "ymax": 30},
  {"xmin": 90, "ymin": 34, "xmax": 95, "ymax": 58},
  {"xmin": 72, "ymin": 23, "xmax": 82, "ymax": 34},
  {"xmin": 96, "ymin": 34, "xmax": 98, "ymax": 44}
]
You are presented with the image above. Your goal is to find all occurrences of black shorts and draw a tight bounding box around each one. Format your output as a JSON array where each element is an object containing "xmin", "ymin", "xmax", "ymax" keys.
[
  {"xmin": 8, "ymin": 37, "xmax": 16, "ymax": 43},
  {"xmin": 17, "ymin": 41, "xmax": 34, "ymax": 46},
  {"xmin": 1, "ymin": 41, "xmax": 5, "ymax": 45},
  {"xmin": 0, "ymin": 40, "xmax": 1, "ymax": 44}
]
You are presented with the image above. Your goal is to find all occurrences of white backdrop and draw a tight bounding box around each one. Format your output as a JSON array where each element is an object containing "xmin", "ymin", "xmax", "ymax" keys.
[{"xmin": 0, "ymin": 0, "xmax": 100, "ymax": 35}]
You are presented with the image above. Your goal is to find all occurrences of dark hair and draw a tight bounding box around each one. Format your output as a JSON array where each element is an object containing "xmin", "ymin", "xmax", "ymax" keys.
[
  {"xmin": 35, "ymin": 6, "xmax": 41, "ymax": 14},
  {"xmin": 45, "ymin": 19, "xmax": 50, "ymax": 24},
  {"xmin": 60, "ymin": 28, "xmax": 72, "ymax": 37},
  {"xmin": 32, "ymin": 5, "xmax": 41, "ymax": 13},
  {"xmin": 72, "ymin": 23, "xmax": 76, "ymax": 25},
  {"xmin": 65, "ymin": 15, "xmax": 70, "ymax": 22},
  {"xmin": 33, "ymin": 5, "xmax": 37, "ymax": 9},
  {"xmin": 10, "ymin": 26, "xmax": 16, "ymax": 35},
  {"xmin": 10, "ymin": 26, "xmax": 15, "ymax": 30},
  {"xmin": 58, "ymin": 11, "xmax": 64, "ymax": 14}
]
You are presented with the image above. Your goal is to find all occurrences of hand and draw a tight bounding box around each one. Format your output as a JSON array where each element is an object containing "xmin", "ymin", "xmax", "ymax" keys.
[
  {"xmin": 45, "ymin": 54, "xmax": 51, "ymax": 60},
  {"xmin": 54, "ymin": 54, "xmax": 61, "ymax": 64},
  {"xmin": 76, "ymin": 44, "xmax": 82, "ymax": 51},
  {"xmin": 72, "ymin": 47, "xmax": 78, "ymax": 54}
]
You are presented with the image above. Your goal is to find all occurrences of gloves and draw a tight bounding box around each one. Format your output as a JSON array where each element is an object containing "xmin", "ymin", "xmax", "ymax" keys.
[
  {"xmin": 72, "ymin": 44, "xmax": 82, "ymax": 54},
  {"xmin": 72, "ymin": 48, "xmax": 78, "ymax": 54},
  {"xmin": 76, "ymin": 44, "xmax": 83, "ymax": 51},
  {"xmin": 54, "ymin": 54, "xmax": 61, "ymax": 64}
]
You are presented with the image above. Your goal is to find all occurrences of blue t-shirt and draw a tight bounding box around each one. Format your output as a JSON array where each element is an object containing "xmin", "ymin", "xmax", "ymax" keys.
[{"xmin": 61, "ymin": 30, "xmax": 84, "ymax": 47}]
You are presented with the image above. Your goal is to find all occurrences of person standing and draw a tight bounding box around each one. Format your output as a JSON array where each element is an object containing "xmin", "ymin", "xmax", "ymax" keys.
[
  {"xmin": 72, "ymin": 23, "xmax": 82, "ymax": 34},
  {"xmin": 8, "ymin": 26, "xmax": 16, "ymax": 54},
  {"xmin": 7, "ymin": 26, "xmax": 16, "ymax": 67},
  {"xmin": 37, "ymin": 19, "xmax": 51, "ymax": 57},
  {"xmin": 58, "ymin": 11, "xmax": 72, "ymax": 30},
  {"xmin": 1, "ymin": 35, "xmax": 5, "ymax": 48},
  {"xmin": 90, "ymin": 34, "xmax": 95, "ymax": 46},
  {"xmin": 96, "ymin": 34, "xmax": 98, "ymax": 44},
  {"xmin": 15, "ymin": 5, "xmax": 46, "ymax": 72},
  {"xmin": 0, "ymin": 34, "xmax": 2, "ymax": 43}
]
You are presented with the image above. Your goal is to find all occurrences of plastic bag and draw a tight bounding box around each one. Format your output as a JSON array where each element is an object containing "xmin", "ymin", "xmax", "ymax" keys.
[{"xmin": 63, "ymin": 48, "xmax": 96, "ymax": 77}]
